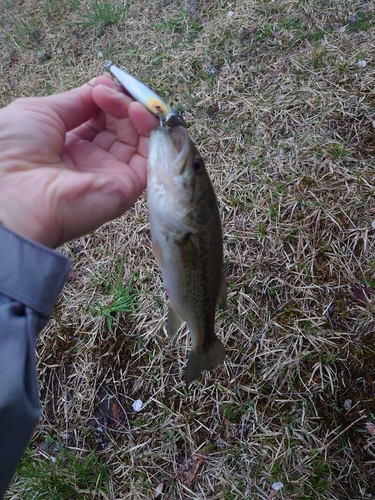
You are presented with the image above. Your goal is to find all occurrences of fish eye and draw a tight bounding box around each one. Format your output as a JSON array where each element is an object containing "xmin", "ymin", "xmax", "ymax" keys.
[{"xmin": 193, "ymin": 157, "xmax": 203, "ymax": 172}]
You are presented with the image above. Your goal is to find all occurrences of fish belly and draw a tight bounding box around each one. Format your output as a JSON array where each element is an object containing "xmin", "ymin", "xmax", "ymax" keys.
[{"xmin": 149, "ymin": 208, "xmax": 222, "ymax": 348}]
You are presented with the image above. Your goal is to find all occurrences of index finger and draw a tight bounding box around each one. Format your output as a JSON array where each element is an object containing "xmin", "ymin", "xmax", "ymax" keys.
[
  {"xmin": 38, "ymin": 75, "xmax": 119, "ymax": 132},
  {"xmin": 92, "ymin": 84, "xmax": 159, "ymax": 135},
  {"xmin": 127, "ymin": 101, "xmax": 159, "ymax": 137}
]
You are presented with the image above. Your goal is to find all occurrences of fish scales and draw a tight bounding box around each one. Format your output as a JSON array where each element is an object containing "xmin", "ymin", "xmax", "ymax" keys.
[{"xmin": 147, "ymin": 125, "xmax": 226, "ymax": 385}]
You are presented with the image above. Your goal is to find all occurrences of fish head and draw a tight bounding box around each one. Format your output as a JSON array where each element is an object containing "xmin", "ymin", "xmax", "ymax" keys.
[
  {"xmin": 147, "ymin": 126, "xmax": 216, "ymax": 233},
  {"xmin": 148, "ymin": 125, "xmax": 197, "ymax": 176}
]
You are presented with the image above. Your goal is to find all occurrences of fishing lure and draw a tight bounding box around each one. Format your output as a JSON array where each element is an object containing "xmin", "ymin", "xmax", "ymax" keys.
[{"xmin": 101, "ymin": 61, "xmax": 185, "ymax": 128}]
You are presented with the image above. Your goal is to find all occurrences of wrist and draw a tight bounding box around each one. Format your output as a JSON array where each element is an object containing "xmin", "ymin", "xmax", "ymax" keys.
[
  {"xmin": 0, "ymin": 170, "xmax": 57, "ymax": 247},
  {"xmin": 0, "ymin": 213, "xmax": 54, "ymax": 248}
]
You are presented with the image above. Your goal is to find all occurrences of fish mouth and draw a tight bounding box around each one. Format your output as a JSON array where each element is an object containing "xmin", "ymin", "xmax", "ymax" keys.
[
  {"xmin": 151, "ymin": 126, "xmax": 190, "ymax": 174},
  {"xmin": 169, "ymin": 126, "xmax": 188, "ymax": 155}
]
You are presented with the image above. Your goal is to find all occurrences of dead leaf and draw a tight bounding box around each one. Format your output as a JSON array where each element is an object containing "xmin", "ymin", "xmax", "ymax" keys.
[
  {"xmin": 365, "ymin": 422, "xmax": 375, "ymax": 436},
  {"xmin": 183, "ymin": 454, "xmax": 207, "ymax": 488},
  {"xmin": 352, "ymin": 285, "xmax": 372, "ymax": 306},
  {"xmin": 151, "ymin": 482, "xmax": 164, "ymax": 498},
  {"xmin": 111, "ymin": 401, "xmax": 125, "ymax": 425}
]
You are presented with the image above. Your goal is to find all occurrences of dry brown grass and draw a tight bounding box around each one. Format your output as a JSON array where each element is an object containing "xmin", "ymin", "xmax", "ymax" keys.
[{"xmin": 2, "ymin": 0, "xmax": 375, "ymax": 498}]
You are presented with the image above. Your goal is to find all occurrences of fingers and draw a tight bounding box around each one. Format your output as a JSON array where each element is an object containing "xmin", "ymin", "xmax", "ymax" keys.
[
  {"xmin": 33, "ymin": 75, "xmax": 118, "ymax": 133},
  {"xmin": 92, "ymin": 85, "xmax": 159, "ymax": 140},
  {"xmin": 70, "ymin": 85, "xmax": 159, "ymax": 150},
  {"xmin": 92, "ymin": 84, "xmax": 133, "ymax": 120},
  {"xmin": 66, "ymin": 81, "xmax": 130, "ymax": 142},
  {"xmin": 128, "ymin": 101, "xmax": 159, "ymax": 137},
  {"xmin": 92, "ymin": 85, "xmax": 159, "ymax": 137}
]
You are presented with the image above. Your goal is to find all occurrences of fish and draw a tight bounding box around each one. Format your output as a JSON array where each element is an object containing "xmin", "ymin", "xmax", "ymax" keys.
[
  {"xmin": 104, "ymin": 63, "xmax": 226, "ymax": 383},
  {"xmin": 147, "ymin": 125, "xmax": 226, "ymax": 385}
]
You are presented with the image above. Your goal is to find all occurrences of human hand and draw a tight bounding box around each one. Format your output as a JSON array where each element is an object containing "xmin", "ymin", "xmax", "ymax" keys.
[{"xmin": 0, "ymin": 75, "xmax": 158, "ymax": 248}]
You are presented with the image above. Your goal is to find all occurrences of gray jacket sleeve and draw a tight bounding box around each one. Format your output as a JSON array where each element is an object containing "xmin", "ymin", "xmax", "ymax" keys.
[{"xmin": 0, "ymin": 224, "xmax": 71, "ymax": 497}]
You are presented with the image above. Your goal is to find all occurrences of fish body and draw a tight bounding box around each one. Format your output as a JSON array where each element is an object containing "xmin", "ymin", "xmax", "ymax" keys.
[{"xmin": 147, "ymin": 126, "xmax": 226, "ymax": 385}]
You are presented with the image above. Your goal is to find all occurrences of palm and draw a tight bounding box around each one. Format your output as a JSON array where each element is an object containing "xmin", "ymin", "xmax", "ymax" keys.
[{"xmin": 0, "ymin": 76, "xmax": 158, "ymax": 247}]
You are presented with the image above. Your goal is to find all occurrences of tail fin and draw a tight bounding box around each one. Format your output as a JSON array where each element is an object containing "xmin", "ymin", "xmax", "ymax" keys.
[{"xmin": 185, "ymin": 338, "xmax": 225, "ymax": 386}]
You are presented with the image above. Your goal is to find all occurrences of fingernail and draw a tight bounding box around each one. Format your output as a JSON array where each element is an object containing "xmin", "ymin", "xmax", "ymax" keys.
[{"xmin": 88, "ymin": 76, "xmax": 98, "ymax": 86}]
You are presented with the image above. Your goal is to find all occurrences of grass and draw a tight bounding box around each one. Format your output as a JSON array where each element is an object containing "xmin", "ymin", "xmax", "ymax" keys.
[
  {"xmin": 91, "ymin": 267, "xmax": 140, "ymax": 333},
  {"xmin": 1, "ymin": 0, "xmax": 375, "ymax": 498},
  {"xmin": 72, "ymin": 0, "xmax": 129, "ymax": 35},
  {"xmin": 11, "ymin": 443, "xmax": 109, "ymax": 499}
]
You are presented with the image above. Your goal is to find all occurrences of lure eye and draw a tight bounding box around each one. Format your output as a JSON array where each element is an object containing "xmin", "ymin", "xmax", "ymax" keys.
[{"xmin": 193, "ymin": 157, "xmax": 203, "ymax": 172}]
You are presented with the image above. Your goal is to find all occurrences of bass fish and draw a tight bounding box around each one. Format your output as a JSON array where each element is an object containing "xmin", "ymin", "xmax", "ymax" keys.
[
  {"xmin": 104, "ymin": 64, "xmax": 226, "ymax": 384},
  {"xmin": 147, "ymin": 125, "xmax": 226, "ymax": 385}
]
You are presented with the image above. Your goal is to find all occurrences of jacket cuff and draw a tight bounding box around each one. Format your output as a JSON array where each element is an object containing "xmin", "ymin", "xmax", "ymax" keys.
[{"xmin": 0, "ymin": 224, "xmax": 71, "ymax": 318}]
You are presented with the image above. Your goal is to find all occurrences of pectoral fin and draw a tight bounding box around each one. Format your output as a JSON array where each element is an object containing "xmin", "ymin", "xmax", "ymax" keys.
[
  {"xmin": 152, "ymin": 240, "xmax": 164, "ymax": 268},
  {"xmin": 217, "ymin": 274, "xmax": 227, "ymax": 309},
  {"xmin": 185, "ymin": 337, "xmax": 226, "ymax": 385},
  {"xmin": 175, "ymin": 232, "xmax": 199, "ymax": 269},
  {"xmin": 167, "ymin": 303, "xmax": 184, "ymax": 340}
]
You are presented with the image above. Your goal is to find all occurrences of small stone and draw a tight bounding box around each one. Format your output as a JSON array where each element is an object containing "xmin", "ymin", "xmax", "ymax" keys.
[
  {"xmin": 272, "ymin": 482, "xmax": 284, "ymax": 491},
  {"xmin": 347, "ymin": 13, "xmax": 358, "ymax": 23},
  {"xmin": 344, "ymin": 399, "xmax": 352, "ymax": 411},
  {"xmin": 132, "ymin": 399, "xmax": 143, "ymax": 412},
  {"xmin": 208, "ymin": 62, "xmax": 218, "ymax": 75},
  {"xmin": 37, "ymin": 50, "xmax": 45, "ymax": 59},
  {"xmin": 152, "ymin": 483, "xmax": 164, "ymax": 498},
  {"xmin": 189, "ymin": 0, "xmax": 196, "ymax": 14},
  {"xmin": 37, "ymin": 50, "xmax": 51, "ymax": 61}
]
